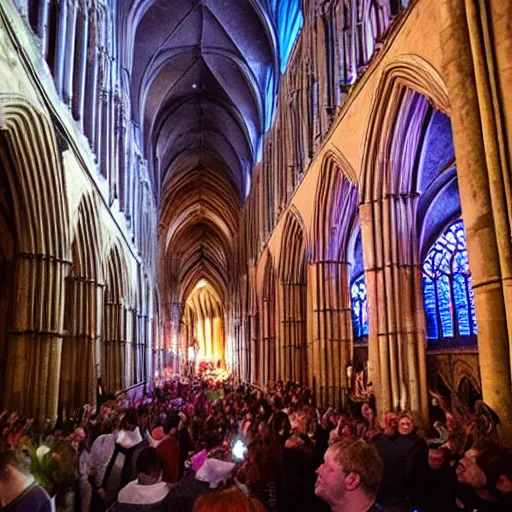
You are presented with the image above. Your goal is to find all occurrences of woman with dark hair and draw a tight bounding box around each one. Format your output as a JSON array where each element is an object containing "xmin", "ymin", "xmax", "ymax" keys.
[
  {"xmin": 268, "ymin": 411, "xmax": 290, "ymax": 445},
  {"xmin": 240, "ymin": 435, "xmax": 284, "ymax": 512}
]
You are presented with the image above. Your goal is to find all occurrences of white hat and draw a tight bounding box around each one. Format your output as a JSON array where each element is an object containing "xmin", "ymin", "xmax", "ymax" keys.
[{"xmin": 195, "ymin": 458, "xmax": 236, "ymax": 489}]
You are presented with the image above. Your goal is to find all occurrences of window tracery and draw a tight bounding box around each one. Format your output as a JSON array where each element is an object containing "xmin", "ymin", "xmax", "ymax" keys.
[{"xmin": 422, "ymin": 220, "xmax": 478, "ymax": 347}]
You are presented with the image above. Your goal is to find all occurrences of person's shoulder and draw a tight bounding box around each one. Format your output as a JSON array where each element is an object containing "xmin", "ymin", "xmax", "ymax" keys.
[
  {"xmin": 159, "ymin": 436, "xmax": 179, "ymax": 448},
  {"xmin": 118, "ymin": 479, "xmax": 139, "ymax": 501},
  {"xmin": 9, "ymin": 483, "xmax": 52, "ymax": 512},
  {"xmin": 92, "ymin": 431, "xmax": 115, "ymax": 447}
]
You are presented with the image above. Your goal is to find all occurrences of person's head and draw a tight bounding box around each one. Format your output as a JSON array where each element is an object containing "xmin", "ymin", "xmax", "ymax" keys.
[
  {"xmin": 289, "ymin": 409, "xmax": 309, "ymax": 435},
  {"xmin": 164, "ymin": 412, "xmax": 180, "ymax": 435},
  {"xmin": 120, "ymin": 409, "xmax": 138, "ymax": 431},
  {"xmin": 315, "ymin": 438, "xmax": 383, "ymax": 511},
  {"xmin": 456, "ymin": 444, "xmax": 497, "ymax": 490},
  {"xmin": 472, "ymin": 444, "xmax": 512, "ymax": 494},
  {"xmin": 269, "ymin": 411, "xmax": 290, "ymax": 441},
  {"xmin": 0, "ymin": 450, "xmax": 32, "ymax": 499},
  {"xmin": 383, "ymin": 412, "xmax": 398, "ymax": 435},
  {"xmin": 243, "ymin": 435, "xmax": 283, "ymax": 486},
  {"xmin": 136, "ymin": 447, "xmax": 164, "ymax": 480},
  {"xmin": 397, "ymin": 414, "xmax": 414, "ymax": 436},
  {"xmin": 428, "ymin": 445, "xmax": 449, "ymax": 470},
  {"xmin": 193, "ymin": 488, "xmax": 265, "ymax": 512}
]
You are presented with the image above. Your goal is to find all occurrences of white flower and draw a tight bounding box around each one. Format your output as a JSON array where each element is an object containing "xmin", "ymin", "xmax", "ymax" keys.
[{"xmin": 36, "ymin": 445, "xmax": 51, "ymax": 460}]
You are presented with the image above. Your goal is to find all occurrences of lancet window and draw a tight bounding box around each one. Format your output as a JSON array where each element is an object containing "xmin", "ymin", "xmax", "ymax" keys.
[
  {"xmin": 351, "ymin": 273, "xmax": 369, "ymax": 342},
  {"xmin": 422, "ymin": 220, "xmax": 478, "ymax": 347}
]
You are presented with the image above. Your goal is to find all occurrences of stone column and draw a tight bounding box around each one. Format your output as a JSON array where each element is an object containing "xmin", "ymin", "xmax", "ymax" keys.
[
  {"xmin": 60, "ymin": 276, "xmax": 101, "ymax": 418},
  {"xmin": 84, "ymin": 5, "xmax": 99, "ymax": 147},
  {"xmin": 438, "ymin": 0, "xmax": 512, "ymax": 442},
  {"xmin": 102, "ymin": 300, "xmax": 128, "ymax": 393},
  {"xmin": 3, "ymin": 253, "xmax": 69, "ymax": 424},
  {"xmin": 53, "ymin": 0, "xmax": 68, "ymax": 99},
  {"xmin": 310, "ymin": 261, "xmax": 352, "ymax": 408},
  {"xmin": 72, "ymin": 1, "xmax": 89, "ymax": 125},
  {"xmin": 360, "ymin": 198, "xmax": 429, "ymax": 425},
  {"xmin": 170, "ymin": 301, "xmax": 184, "ymax": 376},
  {"xmin": 62, "ymin": 0, "xmax": 78, "ymax": 106},
  {"xmin": 278, "ymin": 280, "xmax": 307, "ymax": 383},
  {"xmin": 38, "ymin": 0, "xmax": 51, "ymax": 59},
  {"xmin": 261, "ymin": 295, "xmax": 277, "ymax": 386}
]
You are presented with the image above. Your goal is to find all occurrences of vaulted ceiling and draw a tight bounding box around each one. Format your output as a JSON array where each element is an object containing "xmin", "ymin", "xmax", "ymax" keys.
[
  {"xmin": 126, "ymin": 0, "xmax": 303, "ymax": 306},
  {"xmin": 127, "ymin": 0, "xmax": 286, "ymax": 304}
]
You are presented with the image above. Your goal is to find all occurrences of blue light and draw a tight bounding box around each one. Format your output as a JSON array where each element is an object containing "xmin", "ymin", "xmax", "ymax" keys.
[
  {"xmin": 422, "ymin": 220, "xmax": 478, "ymax": 345},
  {"xmin": 275, "ymin": 0, "xmax": 304, "ymax": 73},
  {"xmin": 351, "ymin": 273, "xmax": 368, "ymax": 341},
  {"xmin": 264, "ymin": 69, "xmax": 276, "ymax": 132}
]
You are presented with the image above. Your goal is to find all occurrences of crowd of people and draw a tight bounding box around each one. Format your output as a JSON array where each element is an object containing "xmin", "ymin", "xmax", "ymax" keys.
[{"xmin": 1, "ymin": 372, "xmax": 511, "ymax": 512}]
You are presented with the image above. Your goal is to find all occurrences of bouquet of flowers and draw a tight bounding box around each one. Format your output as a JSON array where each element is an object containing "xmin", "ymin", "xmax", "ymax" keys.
[
  {"xmin": 198, "ymin": 363, "xmax": 231, "ymax": 387},
  {"xmin": 22, "ymin": 435, "xmax": 78, "ymax": 499}
]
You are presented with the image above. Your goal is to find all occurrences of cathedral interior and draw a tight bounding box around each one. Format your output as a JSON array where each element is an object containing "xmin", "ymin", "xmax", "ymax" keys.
[{"xmin": 0, "ymin": 0, "xmax": 511, "ymax": 442}]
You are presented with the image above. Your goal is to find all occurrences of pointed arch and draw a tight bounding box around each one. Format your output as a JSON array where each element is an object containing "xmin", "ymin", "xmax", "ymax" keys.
[
  {"xmin": 101, "ymin": 242, "xmax": 134, "ymax": 393},
  {"xmin": 277, "ymin": 210, "xmax": 308, "ymax": 383},
  {"xmin": 278, "ymin": 207, "xmax": 308, "ymax": 283},
  {"xmin": 312, "ymin": 152, "xmax": 359, "ymax": 263},
  {"xmin": 361, "ymin": 55, "xmax": 450, "ymax": 202},
  {"xmin": 60, "ymin": 192, "xmax": 103, "ymax": 414},
  {"xmin": 0, "ymin": 96, "xmax": 70, "ymax": 421},
  {"xmin": 358, "ymin": 56, "xmax": 449, "ymax": 422}
]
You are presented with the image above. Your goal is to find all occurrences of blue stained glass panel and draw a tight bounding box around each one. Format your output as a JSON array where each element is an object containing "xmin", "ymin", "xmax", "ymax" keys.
[
  {"xmin": 351, "ymin": 274, "xmax": 368, "ymax": 340},
  {"xmin": 437, "ymin": 274, "xmax": 454, "ymax": 337},
  {"xmin": 422, "ymin": 220, "xmax": 478, "ymax": 345},
  {"xmin": 453, "ymin": 274, "xmax": 470, "ymax": 335},
  {"xmin": 423, "ymin": 275, "xmax": 438, "ymax": 339}
]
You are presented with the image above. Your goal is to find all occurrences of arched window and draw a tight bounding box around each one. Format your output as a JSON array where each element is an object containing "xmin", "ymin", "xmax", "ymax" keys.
[
  {"xmin": 351, "ymin": 273, "xmax": 368, "ymax": 341},
  {"xmin": 423, "ymin": 220, "xmax": 478, "ymax": 347}
]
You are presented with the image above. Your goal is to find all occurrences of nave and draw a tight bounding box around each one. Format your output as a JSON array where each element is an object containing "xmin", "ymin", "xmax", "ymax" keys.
[{"xmin": 0, "ymin": 0, "xmax": 512, "ymax": 509}]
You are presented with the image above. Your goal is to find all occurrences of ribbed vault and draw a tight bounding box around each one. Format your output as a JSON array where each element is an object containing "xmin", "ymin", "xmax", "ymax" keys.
[{"xmin": 127, "ymin": 2, "xmax": 281, "ymax": 362}]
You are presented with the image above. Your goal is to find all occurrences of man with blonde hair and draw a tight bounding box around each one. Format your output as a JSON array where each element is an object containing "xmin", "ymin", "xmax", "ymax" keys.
[{"xmin": 315, "ymin": 438, "xmax": 383, "ymax": 512}]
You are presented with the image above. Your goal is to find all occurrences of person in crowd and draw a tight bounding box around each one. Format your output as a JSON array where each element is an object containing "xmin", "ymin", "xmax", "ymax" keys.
[
  {"xmin": 477, "ymin": 445, "xmax": 512, "ymax": 507},
  {"xmin": 455, "ymin": 442, "xmax": 508, "ymax": 511},
  {"xmin": 239, "ymin": 434, "xmax": 283, "ymax": 512},
  {"xmin": 315, "ymin": 437, "xmax": 383, "ymax": 512},
  {"xmin": 155, "ymin": 412, "xmax": 180, "ymax": 483},
  {"xmin": 415, "ymin": 443, "xmax": 457, "ymax": 512},
  {"xmin": 168, "ymin": 456, "xmax": 236, "ymax": 512},
  {"xmin": 281, "ymin": 408, "xmax": 328, "ymax": 512},
  {"xmin": 177, "ymin": 411, "xmax": 194, "ymax": 478},
  {"xmin": 0, "ymin": 449, "xmax": 52, "ymax": 511},
  {"xmin": 113, "ymin": 447, "xmax": 172, "ymax": 511},
  {"xmin": 494, "ymin": 448, "xmax": 512, "ymax": 503},
  {"xmin": 89, "ymin": 409, "xmax": 147, "ymax": 509},
  {"xmin": 3, "ymin": 372, "xmax": 512, "ymax": 512},
  {"xmin": 193, "ymin": 488, "xmax": 265, "ymax": 512},
  {"xmin": 372, "ymin": 412, "xmax": 427, "ymax": 511}
]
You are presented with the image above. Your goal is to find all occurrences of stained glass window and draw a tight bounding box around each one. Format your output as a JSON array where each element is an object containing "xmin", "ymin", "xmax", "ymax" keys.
[
  {"xmin": 351, "ymin": 273, "xmax": 368, "ymax": 341},
  {"xmin": 422, "ymin": 220, "xmax": 478, "ymax": 347}
]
